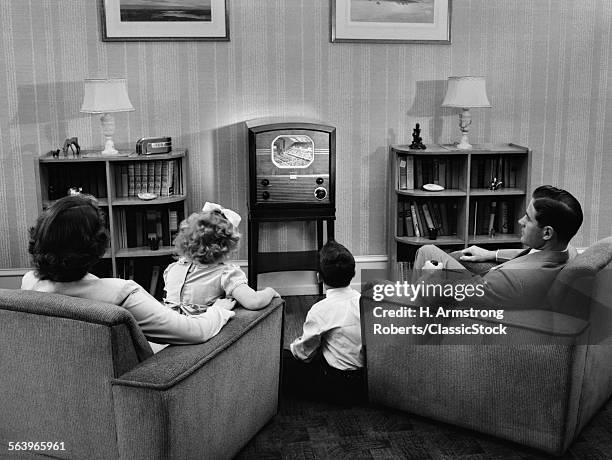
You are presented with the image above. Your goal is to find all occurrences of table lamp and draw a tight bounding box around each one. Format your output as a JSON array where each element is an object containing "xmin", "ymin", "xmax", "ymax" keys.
[
  {"xmin": 441, "ymin": 76, "xmax": 491, "ymax": 150},
  {"xmin": 80, "ymin": 78, "xmax": 134, "ymax": 155}
]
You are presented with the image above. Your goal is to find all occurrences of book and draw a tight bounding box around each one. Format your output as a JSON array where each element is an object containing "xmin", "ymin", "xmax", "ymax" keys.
[
  {"xmin": 422, "ymin": 203, "xmax": 436, "ymax": 230},
  {"xmin": 488, "ymin": 201, "xmax": 497, "ymax": 236},
  {"xmin": 499, "ymin": 201, "xmax": 510, "ymax": 234},
  {"xmin": 410, "ymin": 202, "xmax": 421, "ymax": 237},
  {"xmin": 168, "ymin": 209, "xmax": 179, "ymax": 242},
  {"xmin": 404, "ymin": 205, "xmax": 415, "ymax": 237},
  {"xmin": 398, "ymin": 156, "xmax": 407, "ymax": 190},
  {"xmin": 397, "ymin": 202, "xmax": 405, "ymax": 236},
  {"xmin": 405, "ymin": 155, "xmax": 414, "ymax": 189},
  {"xmin": 134, "ymin": 162, "xmax": 142, "ymax": 195},
  {"xmin": 149, "ymin": 265, "xmax": 160, "ymax": 296},
  {"xmin": 161, "ymin": 161, "xmax": 170, "ymax": 196},
  {"xmin": 154, "ymin": 161, "xmax": 162, "ymax": 195},
  {"xmin": 142, "ymin": 161, "xmax": 149, "ymax": 195},
  {"xmin": 147, "ymin": 161, "xmax": 155, "ymax": 193},
  {"xmin": 438, "ymin": 159, "xmax": 446, "ymax": 188},
  {"xmin": 121, "ymin": 165, "xmax": 129, "ymax": 198}
]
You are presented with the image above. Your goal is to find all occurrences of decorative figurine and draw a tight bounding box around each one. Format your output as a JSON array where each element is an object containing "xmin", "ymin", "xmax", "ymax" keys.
[
  {"xmin": 62, "ymin": 137, "xmax": 80, "ymax": 157},
  {"xmin": 489, "ymin": 177, "xmax": 503, "ymax": 191},
  {"xmin": 49, "ymin": 149, "xmax": 60, "ymax": 159},
  {"xmin": 409, "ymin": 123, "xmax": 427, "ymax": 150}
]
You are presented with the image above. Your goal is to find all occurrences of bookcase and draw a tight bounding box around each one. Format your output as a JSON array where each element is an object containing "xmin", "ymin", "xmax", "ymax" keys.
[
  {"xmin": 388, "ymin": 143, "xmax": 530, "ymax": 280},
  {"xmin": 34, "ymin": 150, "xmax": 189, "ymax": 299}
]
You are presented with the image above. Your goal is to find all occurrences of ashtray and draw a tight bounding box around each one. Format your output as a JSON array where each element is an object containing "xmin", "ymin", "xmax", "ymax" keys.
[
  {"xmin": 138, "ymin": 192, "xmax": 158, "ymax": 200},
  {"xmin": 422, "ymin": 183, "xmax": 445, "ymax": 192}
]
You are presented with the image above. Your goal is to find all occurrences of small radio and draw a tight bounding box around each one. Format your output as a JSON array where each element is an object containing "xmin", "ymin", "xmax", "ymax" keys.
[{"xmin": 136, "ymin": 137, "xmax": 172, "ymax": 155}]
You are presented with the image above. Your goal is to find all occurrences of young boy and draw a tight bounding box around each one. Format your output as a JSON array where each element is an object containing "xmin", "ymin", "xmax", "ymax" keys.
[{"xmin": 284, "ymin": 240, "xmax": 365, "ymax": 403}]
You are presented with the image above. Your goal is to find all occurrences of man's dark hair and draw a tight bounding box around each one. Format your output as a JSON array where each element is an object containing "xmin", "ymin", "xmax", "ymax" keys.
[
  {"xmin": 531, "ymin": 185, "xmax": 583, "ymax": 244},
  {"xmin": 28, "ymin": 195, "xmax": 109, "ymax": 282},
  {"xmin": 318, "ymin": 240, "xmax": 355, "ymax": 288}
]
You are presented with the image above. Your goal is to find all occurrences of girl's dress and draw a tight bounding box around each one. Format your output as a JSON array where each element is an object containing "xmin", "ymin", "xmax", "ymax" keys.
[{"xmin": 163, "ymin": 258, "xmax": 248, "ymax": 312}]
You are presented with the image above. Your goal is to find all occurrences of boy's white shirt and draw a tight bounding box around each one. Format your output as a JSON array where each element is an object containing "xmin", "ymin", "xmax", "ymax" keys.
[{"xmin": 290, "ymin": 286, "xmax": 363, "ymax": 371}]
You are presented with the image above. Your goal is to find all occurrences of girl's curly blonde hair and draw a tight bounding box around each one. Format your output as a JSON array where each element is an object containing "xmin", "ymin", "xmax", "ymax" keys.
[{"xmin": 173, "ymin": 210, "xmax": 241, "ymax": 264}]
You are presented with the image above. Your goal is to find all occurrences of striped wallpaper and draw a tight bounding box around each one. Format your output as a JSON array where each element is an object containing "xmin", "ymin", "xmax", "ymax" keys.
[{"xmin": 1, "ymin": 0, "xmax": 611, "ymax": 269}]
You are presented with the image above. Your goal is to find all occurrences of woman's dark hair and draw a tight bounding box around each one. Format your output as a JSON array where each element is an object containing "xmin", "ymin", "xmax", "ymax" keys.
[
  {"xmin": 318, "ymin": 240, "xmax": 355, "ymax": 288},
  {"xmin": 28, "ymin": 195, "xmax": 109, "ymax": 282},
  {"xmin": 532, "ymin": 185, "xmax": 583, "ymax": 244}
]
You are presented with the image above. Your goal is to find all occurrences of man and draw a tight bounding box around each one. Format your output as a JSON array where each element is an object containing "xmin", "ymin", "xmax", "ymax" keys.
[{"xmin": 412, "ymin": 185, "xmax": 583, "ymax": 309}]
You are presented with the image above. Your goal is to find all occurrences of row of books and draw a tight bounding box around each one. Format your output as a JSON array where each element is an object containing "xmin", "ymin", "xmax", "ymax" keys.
[
  {"xmin": 397, "ymin": 155, "xmax": 521, "ymax": 191},
  {"xmin": 114, "ymin": 160, "xmax": 182, "ymax": 199},
  {"xmin": 470, "ymin": 157, "xmax": 520, "ymax": 189},
  {"xmin": 397, "ymin": 200, "xmax": 458, "ymax": 238},
  {"xmin": 398, "ymin": 155, "xmax": 463, "ymax": 190},
  {"xmin": 114, "ymin": 208, "xmax": 181, "ymax": 249},
  {"xmin": 470, "ymin": 200, "xmax": 515, "ymax": 236},
  {"xmin": 46, "ymin": 164, "xmax": 107, "ymax": 200}
]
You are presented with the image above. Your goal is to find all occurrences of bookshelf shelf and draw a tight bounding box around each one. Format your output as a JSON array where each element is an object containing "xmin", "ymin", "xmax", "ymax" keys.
[
  {"xmin": 469, "ymin": 188, "xmax": 526, "ymax": 196},
  {"xmin": 468, "ymin": 234, "xmax": 523, "ymax": 245},
  {"xmin": 112, "ymin": 194, "xmax": 187, "ymax": 206},
  {"xmin": 388, "ymin": 143, "xmax": 530, "ymax": 279},
  {"xmin": 396, "ymin": 188, "xmax": 467, "ymax": 197},
  {"xmin": 395, "ymin": 235, "xmax": 465, "ymax": 246},
  {"xmin": 115, "ymin": 246, "xmax": 176, "ymax": 258},
  {"xmin": 34, "ymin": 149, "xmax": 189, "ymax": 298}
]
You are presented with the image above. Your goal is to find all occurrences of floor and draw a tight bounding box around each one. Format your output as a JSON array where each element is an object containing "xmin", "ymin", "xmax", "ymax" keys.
[{"xmin": 236, "ymin": 295, "xmax": 612, "ymax": 460}]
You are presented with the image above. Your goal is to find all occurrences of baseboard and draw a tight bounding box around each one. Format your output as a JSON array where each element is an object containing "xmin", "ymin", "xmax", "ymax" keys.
[{"xmin": 235, "ymin": 255, "xmax": 388, "ymax": 296}]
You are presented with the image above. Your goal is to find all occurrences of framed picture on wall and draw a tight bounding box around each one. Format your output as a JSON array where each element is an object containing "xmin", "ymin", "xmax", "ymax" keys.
[
  {"xmin": 100, "ymin": 0, "xmax": 229, "ymax": 41},
  {"xmin": 331, "ymin": 0, "xmax": 451, "ymax": 44}
]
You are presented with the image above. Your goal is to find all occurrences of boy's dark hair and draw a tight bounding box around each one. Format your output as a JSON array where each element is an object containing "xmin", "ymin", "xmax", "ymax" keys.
[
  {"xmin": 531, "ymin": 185, "xmax": 583, "ymax": 244},
  {"xmin": 28, "ymin": 195, "xmax": 109, "ymax": 282},
  {"xmin": 318, "ymin": 240, "xmax": 355, "ymax": 288}
]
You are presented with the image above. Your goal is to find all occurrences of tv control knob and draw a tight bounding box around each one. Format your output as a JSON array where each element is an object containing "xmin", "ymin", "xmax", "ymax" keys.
[
  {"xmin": 314, "ymin": 187, "xmax": 327, "ymax": 201},
  {"xmin": 262, "ymin": 191, "xmax": 270, "ymax": 200},
  {"xmin": 316, "ymin": 177, "xmax": 324, "ymax": 185},
  {"xmin": 261, "ymin": 178, "xmax": 270, "ymax": 186}
]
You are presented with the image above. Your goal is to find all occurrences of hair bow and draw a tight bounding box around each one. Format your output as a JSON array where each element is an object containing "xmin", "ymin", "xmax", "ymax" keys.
[{"xmin": 202, "ymin": 202, "xmax": 242, "ymax": 228}]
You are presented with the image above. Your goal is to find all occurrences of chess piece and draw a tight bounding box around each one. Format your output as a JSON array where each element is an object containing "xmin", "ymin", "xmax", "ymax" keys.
[{"xmin": 409, "ymin": 123, "xmax": 427, "ymax": 150}]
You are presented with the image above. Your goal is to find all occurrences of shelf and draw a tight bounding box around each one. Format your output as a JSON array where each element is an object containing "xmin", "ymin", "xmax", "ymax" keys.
[
  {"xmin": 111, "ymin": 194, "xmax": 187, "ymax": 206},
  {"xmin": 43, "ymin": 198, "xmax": 109, "ymax": 208},
  {"xmin": 468, "ymin": 234, "xmax": 522, "ymax": 245},
  {"xmin": 115, "ymin": 246, "xmax": 176, "ymax": 258},
  {"xmin": 38, "ymin": 149, "xmax": 186, "ymax": 163},
  {"xmin": 469, "ymin": 188, "xmax": 526, "ymax": 196},
  {"xmin": 396, "ymin": 188, "xmax": 467, "ymax": 197},
  {"xmin": 395, "ymin": 235, "xmax": 465, "ymax": 246}
]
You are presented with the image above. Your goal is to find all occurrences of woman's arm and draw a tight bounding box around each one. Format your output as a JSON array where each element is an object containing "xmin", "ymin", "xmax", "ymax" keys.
[
  {"xmin": 122, "ymin": 283, "xmax": 235, "ymax": 344},
  {"xmin": 231, "ymin": 284, "xmax": 280, "ymax": 310}
]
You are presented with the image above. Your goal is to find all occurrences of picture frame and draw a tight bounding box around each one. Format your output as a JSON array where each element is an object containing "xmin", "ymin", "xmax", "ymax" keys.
[
  {"xmin": 331, "ymin": 0, "xmax": 451, "ymax": 44},
  {"xmin": 100, "ymin": 0, "xmax": 229, "ymax": 41}
]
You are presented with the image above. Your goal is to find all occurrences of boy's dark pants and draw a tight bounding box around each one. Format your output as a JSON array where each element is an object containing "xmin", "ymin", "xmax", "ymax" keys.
[{"xmin": 281, "ymin": 349, "xmax": 366, "ymax": 404}]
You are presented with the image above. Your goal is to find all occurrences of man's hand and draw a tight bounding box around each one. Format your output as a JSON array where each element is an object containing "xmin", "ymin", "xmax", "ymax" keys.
[
  {"xmin": 212, "ymin": 298, "xmax": 237, "ymax": 310},
  {"xmin": 460, "ymin": 245, "xmax": 496, "ymax": 262}
]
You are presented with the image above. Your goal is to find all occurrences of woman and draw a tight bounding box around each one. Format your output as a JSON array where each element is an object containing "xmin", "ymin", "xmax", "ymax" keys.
[{"xmin": 21, "ymin": 194, "xmax": 235, "ymax": 345}]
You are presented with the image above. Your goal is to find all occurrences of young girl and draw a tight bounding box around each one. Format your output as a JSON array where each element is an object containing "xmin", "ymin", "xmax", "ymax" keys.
[{"xmin": 164, "ymin": 202, "xmax": 280, "ymax": 311}]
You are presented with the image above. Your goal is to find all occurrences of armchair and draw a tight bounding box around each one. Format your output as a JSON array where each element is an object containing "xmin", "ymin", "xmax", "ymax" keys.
[
  {"xmin": 361, "ymin": 237, "xmax": 612, "ymax": 455},
  {"xmin": 0, "ymin": 288, "xmax": 283, "ymax": 460}
]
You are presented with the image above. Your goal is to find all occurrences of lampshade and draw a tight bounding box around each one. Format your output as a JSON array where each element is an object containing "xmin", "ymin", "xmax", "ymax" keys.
[
  {"xmin": 80, "ymin": 79, "xmax": 134, "ymax": 113},
  {"xmin": 441, "ymin": 76, "xmax": 491, "ymax": 108}
]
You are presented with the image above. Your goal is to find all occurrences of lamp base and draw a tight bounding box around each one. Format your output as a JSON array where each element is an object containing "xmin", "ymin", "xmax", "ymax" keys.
[
  {"xmin": 456, "ymin": 134, "xmax": 473, "ymax": 150},
  {"xmin": 100, "ymin": 113, "xmax": 120, "ymax": 155}
]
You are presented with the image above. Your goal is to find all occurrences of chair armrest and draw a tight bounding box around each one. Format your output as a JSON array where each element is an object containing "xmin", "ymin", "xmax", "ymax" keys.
[{"xmin": 113, "ymin": 298, "xmax": 284, "ymax": 388}]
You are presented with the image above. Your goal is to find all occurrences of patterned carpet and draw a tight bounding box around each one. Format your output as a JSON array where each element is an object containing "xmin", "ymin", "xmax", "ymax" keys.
[{"xmin": 236, "ymin": 296, "xmax": 612, "ymax": 459}]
